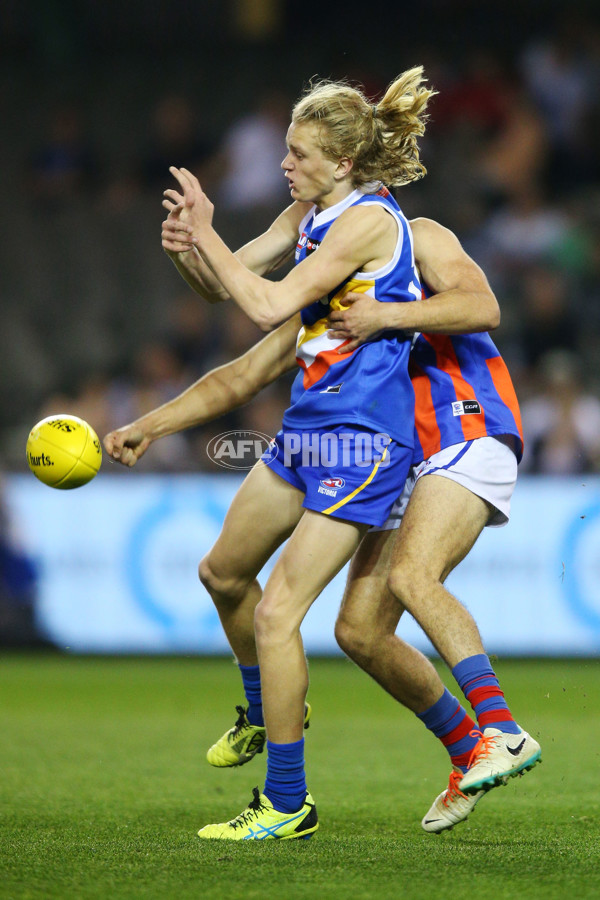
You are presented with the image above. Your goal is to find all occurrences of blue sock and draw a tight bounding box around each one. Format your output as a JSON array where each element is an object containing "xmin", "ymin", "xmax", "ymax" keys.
[
  {"xmin": 238, "ymin": 663, "xmax": 263, "ymax": 726},
  {"xmin": 417, "ymin": 688, "xmax": 478, "ymax": 773},
  {"xmin": 452, "ymin": 654, "xmax": 520, "ymax": 735},
  {"xmin": 264, "ymin": 739, "xmax": 306, "ymax": 813}
]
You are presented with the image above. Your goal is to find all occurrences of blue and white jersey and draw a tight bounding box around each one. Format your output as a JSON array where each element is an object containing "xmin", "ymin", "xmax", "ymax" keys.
[{"xmin": 282, "ymin": 185, "xmax": 421, "ymax": 447}]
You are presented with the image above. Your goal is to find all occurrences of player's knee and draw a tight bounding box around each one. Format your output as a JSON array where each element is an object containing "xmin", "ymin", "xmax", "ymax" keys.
[
  {"xmin": 334, "ymin": 614, "xmax": 377, "ymax": 665},
  {"xmin": 198, "ymin": 555, "xmax": 218, "ymax": 592},
  {"xmin": 254, "ymin": 595, "xmax": 297, "ymax": 646},
  {"xmin": 198, "ymin": 554, "xmax": 246, "ymax": 603},
  {"xmin": 387, "ymin": 561, "xmax": 426, "ymax": 607}
]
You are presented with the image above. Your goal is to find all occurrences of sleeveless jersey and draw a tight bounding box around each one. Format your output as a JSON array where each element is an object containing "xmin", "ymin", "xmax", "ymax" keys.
[
  {"xmin": 283, "ymin": 186, "xmax": 421, "ymax": 447},
  {"xmin": 410, "ymin": 288, "xmax": 524, "ymax": 464}
]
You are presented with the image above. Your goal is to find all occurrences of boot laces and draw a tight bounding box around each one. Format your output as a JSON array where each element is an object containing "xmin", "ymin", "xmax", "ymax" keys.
[
  {"xmin": 229, "ymin": 705, "xmax": 249, "ymax": 740},
  {"xmin": 466, "ymin": 728, "xmax": 498, "ymax": 769},
  {"xmin": 230, "ymin": 787, "xmax": 268, "ymax": 830},
  {"xmin": 443, "ymin": 770, "xmax": 469, "ymax": 807}
]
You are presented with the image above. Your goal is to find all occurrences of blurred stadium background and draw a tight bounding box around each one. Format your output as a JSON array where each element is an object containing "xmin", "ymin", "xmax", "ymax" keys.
[{"xmin": 1, "ymin": 0, "xmax": 600, "ymax": 654}]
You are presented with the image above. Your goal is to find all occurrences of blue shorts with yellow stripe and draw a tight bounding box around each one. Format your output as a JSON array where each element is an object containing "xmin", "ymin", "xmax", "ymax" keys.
[{"xmin": 261, "ymin": 425, "xmax": 413, "ymax": 527}]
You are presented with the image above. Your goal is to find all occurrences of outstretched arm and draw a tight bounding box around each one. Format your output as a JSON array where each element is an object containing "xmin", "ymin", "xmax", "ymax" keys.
[
  {"xmin": 162, "ymin": 201, "xmax": 228, "ymax": 303},
  {"xmin": 161, "ymin": 168, "xmax": 310, "ymax": 304},
  {"xmin": 104, "ymin": 314, "xmax": 300, "ymax": 467},
  {"xmin": 328, "ymin": 217, "xmax": 501, "ymax": 349},
  {"xmin": 168, "ymin": 167, "xmax": 394, "ymax": 331}
]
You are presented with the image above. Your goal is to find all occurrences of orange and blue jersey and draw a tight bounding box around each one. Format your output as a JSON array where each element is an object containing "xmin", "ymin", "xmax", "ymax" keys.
[
  {"xmin": 283, "ymin": 185, "xmax": 421, "ymax": 449},
  {"xmin": 410, "ymin": 291, "xmax": 524, "ymax": 464}
]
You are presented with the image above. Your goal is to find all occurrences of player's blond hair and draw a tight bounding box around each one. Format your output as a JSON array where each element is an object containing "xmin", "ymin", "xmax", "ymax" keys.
[{"xmin": 292, "ymin": 66, "xmax": 435, "ymax": 187}]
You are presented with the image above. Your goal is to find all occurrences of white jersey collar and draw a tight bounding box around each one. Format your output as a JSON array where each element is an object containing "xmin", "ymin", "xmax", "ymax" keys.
[{"xmin": 312, "ymin": 188, "xmax": 365, "ymax": 228}]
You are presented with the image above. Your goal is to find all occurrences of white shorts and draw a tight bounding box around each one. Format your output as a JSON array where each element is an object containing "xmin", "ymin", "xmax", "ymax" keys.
[{"xmin": 371, "ymin": 435, "xmax": 518, "ymax": 533}]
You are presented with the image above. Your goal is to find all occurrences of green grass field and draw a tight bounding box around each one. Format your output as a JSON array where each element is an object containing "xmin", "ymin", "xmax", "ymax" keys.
[{"xmin": 1, "ymin": 655, "xmax": 599, "ymax": 900}]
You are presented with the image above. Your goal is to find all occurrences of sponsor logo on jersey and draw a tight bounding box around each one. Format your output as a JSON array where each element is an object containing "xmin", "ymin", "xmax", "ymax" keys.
[
  {"xmin": 295, "ymin": 233, "xmax": 321, "ymax": 261},
  {"xmin": 317, "ymin": 476, "xmax": 345, "ymax": 498},
  {"xmin": 451, "ymin": 400, "xmax": 482, "ymax": 416},
  {"xmin": 319, "ymin": 383, "xmax": 344, "ymax": 394},
  {"xmin": 295, "ymin": 232, "xmax": 308, "ymax": 260}
]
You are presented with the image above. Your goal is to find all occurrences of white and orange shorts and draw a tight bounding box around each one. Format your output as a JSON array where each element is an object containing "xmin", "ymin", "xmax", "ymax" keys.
[{"xmin": 371, "ymin": 435, "xmax": 518, "ymax": 532}]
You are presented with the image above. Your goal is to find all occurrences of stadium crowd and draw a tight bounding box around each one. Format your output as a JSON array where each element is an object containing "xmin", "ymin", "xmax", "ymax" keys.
[{"xmin": 1, "ymin": 1, "xmax": 600, "ymax": 475}]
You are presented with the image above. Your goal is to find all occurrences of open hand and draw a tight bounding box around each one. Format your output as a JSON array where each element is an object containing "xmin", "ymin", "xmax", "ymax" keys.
[
  {"xmin": 161, "ymin": 200, "xmax": 195, "ymax": 255},
  {"xmin": 164, "ymin": 166, "xmax": 214, "ymax": 241}
]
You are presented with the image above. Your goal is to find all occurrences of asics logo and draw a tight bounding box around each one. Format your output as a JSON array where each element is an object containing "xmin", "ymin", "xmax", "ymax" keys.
[
  {"xmin": 507, "ymin": 737, "xmax": 526, "ymax": 756},
  {"xmin": 231, "ymin": 731, "xmax": 264, "ymax": 754},
  {"xmin": 242, "ymin": 809, "xmax": 306, "ymax": 840}
]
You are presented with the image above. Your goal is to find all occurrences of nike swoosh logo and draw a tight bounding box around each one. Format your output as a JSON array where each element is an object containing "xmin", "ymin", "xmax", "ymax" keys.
[
  {"xmin": 507, "ymin": 738, "xmax": 526, "ymax": 756},
  {"xmin": 424, "ymin": 818, "xmax": 442, "ymax": 824}
]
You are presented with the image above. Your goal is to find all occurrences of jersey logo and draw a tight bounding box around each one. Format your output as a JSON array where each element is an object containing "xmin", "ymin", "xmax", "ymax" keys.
[
  {"xmin": 452, "ymin": 400, "xmax": 481, "ymax": 416},
  {"xmin": 318, "ymin": 476, "xmax": 345, "ymax": 498},
  {"xmin": 319, "ymin": 383, "xmax": 344, "ymax": 394},
  {"xmin": 295, "ymin": 234, "xmax": 321, "ymax": 261},
  {"xmin": 295, "ymin": 232, "xmax": 308, "ymax": 261},
  {"xmin": 321, "ymin": 477, "xmax": 345, "ymax": 489}
]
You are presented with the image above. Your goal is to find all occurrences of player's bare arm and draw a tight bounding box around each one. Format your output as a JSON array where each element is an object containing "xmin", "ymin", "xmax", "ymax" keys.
[
  {"xmin": 162, "ymin": 193, "xmax": 306, "ymax": 279},
  {"xmin": 161, "ymin": 201, "xmax": 228, "ymax": 303},
  {"xmin": 160, "ymin": 199, "xmax": 304, "ymax": 303},
  {"xmin": 196, "ymin": 206, "xmax": 394, "ymax": 330},
  {"xmin": 162, "ymin": 168, "xmax": 310, "ymax": 304},
  {"xmin": 172, "ymin": 184, "xmax": 397, "ymax": 332},
  {"xmin": 328, "ymin": 217, "xmax": 500, "ymax": 348},
  {"xmin": 103, "ymin": 314, "xmax": 299, "ymax": 467}
]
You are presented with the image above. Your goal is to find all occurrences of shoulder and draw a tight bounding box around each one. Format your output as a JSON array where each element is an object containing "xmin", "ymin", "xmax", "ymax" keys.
[
  {"xmin": 410, "ymin": 217, "xmax": 458, "ymax": 243},
  {"xmin": 334, "ymin": 201, "xmax": 396, "ymax": 238},
  {"xmin": 287, "ymin": 201, "xmax": 315, "ymax": 228},
  {"xmin": 271, "ymin": 201, "xmax": 315, "ymax": 240},
  {"xmin": 410, "ymin": 217, "xmax": 495, "ymax": 299},
  {"xmin": 314, "ymin": 202, "xmax": 399, "ymax": 270},
  {"xmin": 409, "ymin": 217, "xmax": 464, "ymax": 261}
]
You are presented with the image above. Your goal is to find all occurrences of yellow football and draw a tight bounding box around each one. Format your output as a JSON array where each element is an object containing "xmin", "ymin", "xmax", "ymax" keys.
[{"xmin": 26, "ymin": 415, "xmax": 102, "ymax": 489}]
